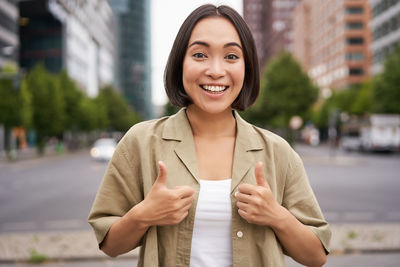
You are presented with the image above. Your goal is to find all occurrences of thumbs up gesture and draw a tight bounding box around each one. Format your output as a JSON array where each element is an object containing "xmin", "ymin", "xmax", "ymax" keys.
[
  {"xmin": 236, "ymin": 162, "xmax": 285, "ymax": 226},
  {"xmin": 137, "ymin": 161, "xmax": 195, "ymax": 227}
]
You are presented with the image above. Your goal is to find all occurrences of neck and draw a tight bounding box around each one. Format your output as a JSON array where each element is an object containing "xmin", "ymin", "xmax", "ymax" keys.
[{"xmin": 185, "ymin": 105, "xmax": 236, "ymax": 138}]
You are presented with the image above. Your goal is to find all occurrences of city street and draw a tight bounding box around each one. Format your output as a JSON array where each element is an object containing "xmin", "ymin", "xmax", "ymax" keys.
[
  {"xmin": 0, "ymin": 150, "xmax": 107, "ymax": 233},
  {"xmin": 1, "ymin": 144, "xmax": 400, "ymax": 234},
  {"xmin": 1, "ymin": 144, "xmax": 400, "ymax": 267}
]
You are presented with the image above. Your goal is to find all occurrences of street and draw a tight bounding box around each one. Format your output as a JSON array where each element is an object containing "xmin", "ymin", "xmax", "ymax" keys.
[
  {"xmin": 296, "ymin": 144, "xmax": 400, "ymax": 223},
  {"xmin": 0, "ymin": 150, "xmax": 107, "ymax": 233},
  {"xmin": 1, "ymin": 145, "xmax": 400, "ymax": 233},
  {"xmin": 1, "ymin": 144, "xmax": 400, "ymax": 267}
]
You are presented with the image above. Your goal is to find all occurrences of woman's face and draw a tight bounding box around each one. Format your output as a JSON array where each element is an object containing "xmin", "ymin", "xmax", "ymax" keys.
[{"xmin": 182, "ymin": 17, "xmax": 245, "ymax": 115}]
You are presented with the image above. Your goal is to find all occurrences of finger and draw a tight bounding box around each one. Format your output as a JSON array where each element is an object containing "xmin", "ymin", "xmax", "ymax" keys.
[
  {"xmin": 236, "ymin": 201, "xmax": 250, "ymax": 211},
  {"xmin": 235, "ymin": 192, "xmax": 252, "ymax": 204},
  {"xmin": 155, "ymin": 161, "xmax": 168, "ymax": 186},
  {"xmin": 237, "ymin": 183, "xmax": 258, "ymax": 195},
  {"xmin": 181, "ymin": 201, "xmax": 193, "ymax": 212},
  {"xmin": 179, "ymin": 195, "xmax": 194, "ymax": 208},
  {"xmin": 174, "ymin": 186, "xmax": 195, "ymax": 198},
  {"xmin": 255, "ymin": 162, "xmax": 269, "ymax": 188},
  {"xmin": 237, "ymin": 208, "xmax": 249, "ymax": 219}
]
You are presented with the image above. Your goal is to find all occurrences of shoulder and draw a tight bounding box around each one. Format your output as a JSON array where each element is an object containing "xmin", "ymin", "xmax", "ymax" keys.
[
  {"xmin": 118, "ymin": 109, "xmax": 188, "ymax": 148},
  {"xmin": 119, "ymin": 116, "xmax": 170, "ymax": 148},
  {"xmin": 237, "ymin": 115, "xmax": 300, "ymax": 164},
  {"xmin": 239, "ymin": 116, "xmax": 293, "ymax": 152}
]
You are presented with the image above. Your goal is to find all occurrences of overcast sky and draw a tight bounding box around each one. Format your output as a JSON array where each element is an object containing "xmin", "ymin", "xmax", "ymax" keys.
[{"xmin": 150, "ymin": 0, "xmax": 243, "ymax": 106}]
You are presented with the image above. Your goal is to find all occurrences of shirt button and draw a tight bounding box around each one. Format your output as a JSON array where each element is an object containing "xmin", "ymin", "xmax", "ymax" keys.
[{"xmin": 237, "ymin": 231, "xmax": 243, "ymax": 238}]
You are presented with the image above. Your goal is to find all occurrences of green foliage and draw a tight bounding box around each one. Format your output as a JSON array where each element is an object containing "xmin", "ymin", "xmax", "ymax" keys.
[
  {"xmin": 78, "ymin": 97, "xmax": 104, "ymax": 131},
  {"xmin": 351, "ymin": 81, "xmax": 373, "ymax": 115},
  {"xmin": 26, "ymin": 63, "xmax": 65, "ymax": 138},
  {"xmin": 373, "ymin": 47, "xmax": 400, "ymax": 113},
  {"xmin": 243, "ymin": 52, "xmax": 318, "ymax": 129},
  {"xmin": 164, "ymin": 101, "xmax": 181, "ymax": 116},
  {"xmin": 57, "ymin": 70, "xmax": 83, "ymax": 130},
  {"xmin": 28, "ymin": 249, "xmax": 48, "ymax": 264},
  {"xmin": 0, "ymin": 64, "xmax": 32, "ymax": 128},
  {"xmin": 98, "ymin": 86, "xmax": 141, "ymax": 131}
]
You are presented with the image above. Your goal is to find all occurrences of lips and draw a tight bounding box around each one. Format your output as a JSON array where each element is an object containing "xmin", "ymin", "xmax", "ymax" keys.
[{"xmin": 201, "ymin": 84, "xmax": 229, "ymax": 93}]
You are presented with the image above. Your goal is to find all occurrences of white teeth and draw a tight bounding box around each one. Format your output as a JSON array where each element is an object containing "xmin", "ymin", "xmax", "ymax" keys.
[{"xmin": 202, "ymin": 85, "xmax": 227, "ymax": 92}]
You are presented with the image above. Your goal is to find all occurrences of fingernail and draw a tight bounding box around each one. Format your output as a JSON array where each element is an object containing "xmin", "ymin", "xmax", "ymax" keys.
[{"xmin": 234, "ymin": 191, "xmax": 238, "ymax": 197}]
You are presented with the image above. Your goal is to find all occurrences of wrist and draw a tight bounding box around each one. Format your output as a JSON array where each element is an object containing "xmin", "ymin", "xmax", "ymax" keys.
[
  {"xmin": 126, "ymin": 202, "xmax": 151, "ymax": 230},
  {"xmin": 269, "ymin": 205, "xmax": 291, "ymax": 232}
]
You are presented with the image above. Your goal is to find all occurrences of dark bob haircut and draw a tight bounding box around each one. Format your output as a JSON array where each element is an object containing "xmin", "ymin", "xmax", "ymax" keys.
[{"xmin": 164, "ymin": 4, "xmax": 260, "ymax": 111}]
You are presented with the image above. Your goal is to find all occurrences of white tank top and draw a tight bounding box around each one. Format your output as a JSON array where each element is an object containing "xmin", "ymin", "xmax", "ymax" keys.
[{"xmin": 190, "ymin": 179, "xmax": 233, "ymax": 267}]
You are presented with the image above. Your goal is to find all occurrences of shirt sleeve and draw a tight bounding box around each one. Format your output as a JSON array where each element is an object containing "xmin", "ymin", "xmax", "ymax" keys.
[
  {"xmin": 87, "ymin": 134, "xmax": 144, "ymax": 247},
  {"xmin": 282, "ymin": 149, "xmax": 331, "ymax": 254}
]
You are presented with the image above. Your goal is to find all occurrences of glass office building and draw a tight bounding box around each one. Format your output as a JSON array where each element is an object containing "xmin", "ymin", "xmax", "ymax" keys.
[{"xmin": 109, "ymin": 0, "xmax": 153, "ymax": 119}]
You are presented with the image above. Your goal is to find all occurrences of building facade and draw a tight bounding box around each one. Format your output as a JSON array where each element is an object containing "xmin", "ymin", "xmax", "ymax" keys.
[
  {"xmin": 243, "ymin": 0, "xmax": 300, "ymax": 69},
  {"xmin": 369, "ymin": 0, "xmax": 400, "ymax": 74},
  {"xmin": 243, "ymin": 0, "xmax": 272, "ymax": 68},
  {"xmin": 293, "ymin": 0, "xmax": 371, "ymax": 92},
  {"xmin": 108, "ymin": 0, "xmax": 152, "ymax": 119},
  {"xmin": 19, "ymin": 0, "xmax": 116, "ymax": 97},
  {"xmin": 0, "ymin": 0, "xmax": 19, "ymax": 68}
]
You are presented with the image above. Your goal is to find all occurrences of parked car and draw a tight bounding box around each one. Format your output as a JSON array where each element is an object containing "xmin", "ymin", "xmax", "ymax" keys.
[{"xmin": 90, "ymin": 138, "xmax": 117, "ymax": 161}]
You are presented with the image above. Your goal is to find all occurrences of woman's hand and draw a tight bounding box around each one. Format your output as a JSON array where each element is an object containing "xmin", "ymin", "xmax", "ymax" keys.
[
  {"xmin": 236, "ymin": 162, "xmax": 285, "ymax": 227},
  {"xmin": 134, "ymin": 161, "xmax": 195, "ymax": 227}
]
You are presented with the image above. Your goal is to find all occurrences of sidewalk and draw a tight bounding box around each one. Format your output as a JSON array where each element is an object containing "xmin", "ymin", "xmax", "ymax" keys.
[{"xmin": 0, "ymin": 223, "xmax": 399, "ymax": 263}]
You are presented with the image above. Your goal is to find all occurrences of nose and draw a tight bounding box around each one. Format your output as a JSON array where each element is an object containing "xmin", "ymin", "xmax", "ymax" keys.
[{"xmin": 205, "ymin": 58, "xmax": 226, "ymax": 79}]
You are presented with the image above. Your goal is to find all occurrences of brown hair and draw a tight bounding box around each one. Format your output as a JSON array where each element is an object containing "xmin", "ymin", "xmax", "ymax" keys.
[{"xmin": 164, "ymin": 4, "xmax": 260, "ymax": 111}]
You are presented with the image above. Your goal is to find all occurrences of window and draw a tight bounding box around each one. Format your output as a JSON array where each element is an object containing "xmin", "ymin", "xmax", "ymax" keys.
[
  {"xmin": 346, "ymin": 22, "xmax": 363, "ymax": 29},
  {"xmin": 349, "ymin": 68, "xmax": 364, "ymax": 75},
  {"xmin": 346, "ymin": 52, "xmax": 364, "ymax": 61},
  {"xmin": 347, "ymin": 37, "xmax": 364, "ymax": 45},
  {"xmin": 346, "ymin": 7, "xmax": 363, "ymax": 14}
]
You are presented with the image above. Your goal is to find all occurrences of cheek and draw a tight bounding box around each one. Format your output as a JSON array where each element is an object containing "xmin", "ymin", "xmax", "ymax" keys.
[
  {"xmin": 232, "ymin": 64, "xmax": 245, "ymax": 87},
  {"xmin": 182, "ymin": 59, "xmax": 197, "ymax": 85}
]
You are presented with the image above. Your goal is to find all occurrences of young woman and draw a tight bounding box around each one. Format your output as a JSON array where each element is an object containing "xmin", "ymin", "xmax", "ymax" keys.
[{"xmin": 88, "ymin": 4, "xmax": 331, "ymax": 267}]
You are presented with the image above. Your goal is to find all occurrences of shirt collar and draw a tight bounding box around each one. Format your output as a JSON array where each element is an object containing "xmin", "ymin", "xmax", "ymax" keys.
[{"xmin": 162, "ymin": 108, "xmax": 264, "ymax": 152}]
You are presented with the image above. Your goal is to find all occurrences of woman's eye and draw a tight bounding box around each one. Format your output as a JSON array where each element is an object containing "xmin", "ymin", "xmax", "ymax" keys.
[
  {"xmin": 225, "ymin": 54, "xmax": 239, "ymax": 60},
  {"xmin": 193, "ymin": 53, "xmax": 207, "ymax": 59}
]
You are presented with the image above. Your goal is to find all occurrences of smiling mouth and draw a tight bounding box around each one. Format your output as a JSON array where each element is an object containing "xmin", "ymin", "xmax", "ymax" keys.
[{"xmin": 201, "ymin": 85, "xmax": 228, "ymax": 94}]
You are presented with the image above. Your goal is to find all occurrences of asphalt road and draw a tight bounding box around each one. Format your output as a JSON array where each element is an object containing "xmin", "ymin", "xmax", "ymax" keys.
[
  {"xmin": 296, "ymin": 144, "xmax": 400, "ymax": 223},
  {"xmin": 1, "ymin": 144, "xmax": 399, "ymax": 233},
  {"xmin": 0, "ymin": 150, "xmax": 107, "ymax": 233}
]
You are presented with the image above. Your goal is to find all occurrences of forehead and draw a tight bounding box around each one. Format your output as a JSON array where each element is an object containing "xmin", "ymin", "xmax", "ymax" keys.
[{"xmin": 189, "ymin": 17, "xmax": 242, "ymax": 45}]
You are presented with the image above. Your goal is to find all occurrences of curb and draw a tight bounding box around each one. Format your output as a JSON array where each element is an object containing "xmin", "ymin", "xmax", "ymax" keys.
[
  {"xmin": 0, "ymin": 230, "xmax": 138, "ymax": 263},
  {"xmin": 1, "ymin": 224, "xmax": 400, "ymax": 263}
]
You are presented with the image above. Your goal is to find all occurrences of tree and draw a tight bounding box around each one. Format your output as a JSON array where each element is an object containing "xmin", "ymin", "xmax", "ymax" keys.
[
  {"xmin": 97, "ymin": 86, "xmax": 141, "ymax": 132},
  {"xmin": 26, "ymin": 63, "xmax": 65, "ymax": 153},
  {"xmin": 57, "ymin": 70, "xmax": 84, "ymax": 131},
  {"xmin": 0, "ymin": 64, "xmax": 32, "ymax": 153},
  {"xmin": 78, "ymin": 97, "xmax": 106, "ymax": 131},
  {"xmin": 243, "ymin": 52, "xmax": 318, "ymax": 142},
  {"xmin": 350, "ymin": 81, "xmax": 373, "ymax": 115},
  {"xmin": 373, "ymin": 47, "xmax": 400, "ymax": 114}
]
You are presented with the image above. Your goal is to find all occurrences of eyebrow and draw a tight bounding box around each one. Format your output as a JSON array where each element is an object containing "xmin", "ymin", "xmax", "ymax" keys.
[{"xmin": 188, "ymin": 41, "xmax": 242, "ymax": 50}]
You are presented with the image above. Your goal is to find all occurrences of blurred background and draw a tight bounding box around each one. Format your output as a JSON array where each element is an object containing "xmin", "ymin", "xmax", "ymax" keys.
[{"xmin": 0, "ymin": 0, "xmax": 399, "ymax": 266}]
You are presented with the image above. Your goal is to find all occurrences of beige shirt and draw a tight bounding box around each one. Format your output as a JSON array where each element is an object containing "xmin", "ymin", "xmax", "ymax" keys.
[{"xmin": 88, "ymin": 108, "xmax": 331, "ymax": 267}]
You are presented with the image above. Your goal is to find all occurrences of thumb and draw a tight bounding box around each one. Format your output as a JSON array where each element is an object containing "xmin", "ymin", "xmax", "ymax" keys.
[
  {"xmin": 255, "ymin": 162, "xmax": 268, "ymax": 187},
  {"xmin": 155, "ymin": 161, "xmax": 168, "ymax": 186}
]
